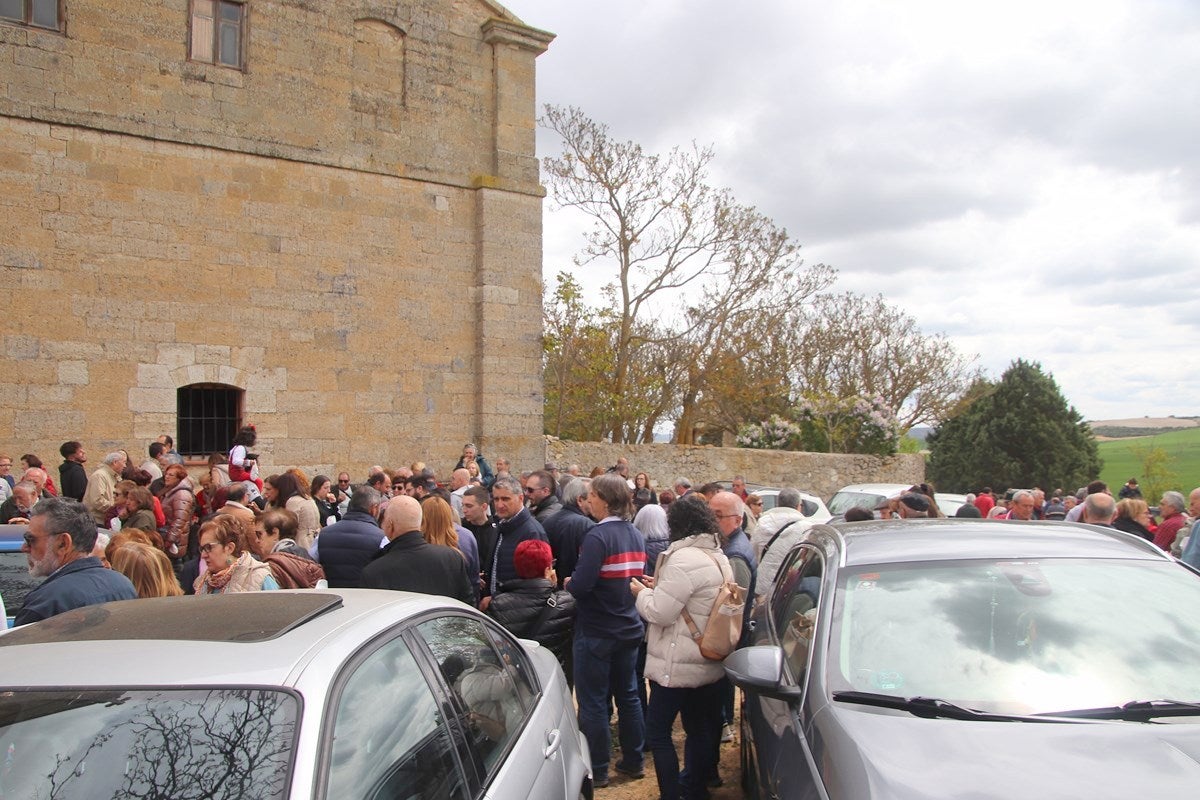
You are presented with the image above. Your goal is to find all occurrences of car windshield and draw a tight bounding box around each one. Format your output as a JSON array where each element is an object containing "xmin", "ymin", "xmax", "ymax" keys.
[
  {"xmin": 827, "ymin": 491, "xmax": 884, "ymax": 516},
  {"xmin": 0, "ymin": 688, "xmax": 298, "ymax": 799},
  {"xmin": 828, "ymin": 558, "xmax": 1200, "ymax": 716}
]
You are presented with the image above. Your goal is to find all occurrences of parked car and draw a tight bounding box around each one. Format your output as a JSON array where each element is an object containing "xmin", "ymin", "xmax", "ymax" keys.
[
  {"xmin": 750, "ymin": 488, "xmax": 832, "ymax": 523},
  {"xmin": 826, "ymin": 483, "xmax": 910, "ymax": 516},
  {"xmin": 715, "ymin": 481, "xmax": 832, "ymax": 520},
  {"xmin": 726, "ymin": 519, "xmax": 1200, "ymax": 799},
  {"xmin": 0, "ymin": 589, "xmax": 592, "ymax": 799},
  {"xmin": 0, "ymin": 523, "xmax": 42, "ymax": 628},
  {"xmin": 934, "ymin": 492, "xmax": 968, "ymax": 516}
]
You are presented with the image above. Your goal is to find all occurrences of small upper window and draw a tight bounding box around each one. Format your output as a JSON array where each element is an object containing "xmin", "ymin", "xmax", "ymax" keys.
[
  {"xmin": 0, "ymin": 0, "xmax": 61, "ymax": 31},
  {"xmin": 190, "ymin": 0, "xmax": 245, "ymax": 69}
]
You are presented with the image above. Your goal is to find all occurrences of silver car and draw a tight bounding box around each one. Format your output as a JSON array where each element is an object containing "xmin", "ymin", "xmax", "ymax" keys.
[
  {"xmin": 728, "ymin": 519, "xmax": 1200, "ymax": 798},
  {"xmin": 0, "ymin": 589, "xmax": 591, "ymax": 800}
]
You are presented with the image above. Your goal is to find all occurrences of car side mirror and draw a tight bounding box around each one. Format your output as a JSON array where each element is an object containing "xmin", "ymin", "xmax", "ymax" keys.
[{"xmin": 724, "ymin": 645, "xmax": 803, "ymax": 702}]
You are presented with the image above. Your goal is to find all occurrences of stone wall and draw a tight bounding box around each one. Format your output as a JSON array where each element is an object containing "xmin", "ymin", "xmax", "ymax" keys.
[
  {"xmin": 0, "ymin": 1, "xmax": 552, "ymax": 476},
  {"xmin": 544, "ymin": 439, "xmax": 925, "ymax": 502}
]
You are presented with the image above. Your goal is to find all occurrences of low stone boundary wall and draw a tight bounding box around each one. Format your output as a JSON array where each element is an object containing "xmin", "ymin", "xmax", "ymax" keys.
[{"xmin": 544, "ymin": 439, "xmax": 925, "ymax": 502}]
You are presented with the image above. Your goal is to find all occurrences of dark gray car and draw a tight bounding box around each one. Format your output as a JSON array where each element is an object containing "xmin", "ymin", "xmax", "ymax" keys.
[{"xmin": 728, "ymin": 519, "xmax": 1200, "ymax": 799}]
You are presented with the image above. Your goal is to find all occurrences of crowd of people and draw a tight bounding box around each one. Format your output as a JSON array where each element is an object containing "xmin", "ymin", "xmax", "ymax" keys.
[
  {"xmin": 921, "ymin": 479, "xmax": 1200, "ymax": 566},
  {"xmin": 5, "ymin": 435, "xmax": 1200, "ymax": 798}
]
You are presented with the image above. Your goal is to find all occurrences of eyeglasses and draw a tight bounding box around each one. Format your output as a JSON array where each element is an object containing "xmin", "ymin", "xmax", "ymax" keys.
[
  {"xmin": 714, "ymin": 512, "xmax": 743, "ymax": 521},
  {"xmin": 23, "ymin": 531, "xmax": 63, "ymax": 546},
  {"xmin": 392, "ymin": 484, "xmax": 405, "ymax": 490},
  {"xmin": 199, "ymin": 543, "xmax": 223, "ymax": 554},
  {"xmin": 338, "ymin": 479, "xmax": 350, "ymax": 484}
]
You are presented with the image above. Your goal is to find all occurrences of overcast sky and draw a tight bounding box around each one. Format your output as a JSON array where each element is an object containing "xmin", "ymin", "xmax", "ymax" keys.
[{"xmin": 508, "ymin": 0, "xmax": 1200, "ymax": 424}]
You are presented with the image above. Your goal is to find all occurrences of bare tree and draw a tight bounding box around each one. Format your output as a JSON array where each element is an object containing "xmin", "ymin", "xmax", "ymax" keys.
[
  {"xmin": 790, "ymin": 292, "xmax": 979, "ymax": 431},
  {"xmin": 541, "ymin": 104, "xmax": 832, "ymax": 442}
]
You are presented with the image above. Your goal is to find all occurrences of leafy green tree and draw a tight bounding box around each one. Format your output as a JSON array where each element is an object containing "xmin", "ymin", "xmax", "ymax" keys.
[
  {"xmin": 1130, "ymin": 444, "xmax": 1177, "ymax": 504},
  {"xmin": 927, "ymin": 360, "xmax": 1102, "ymax": 492}
]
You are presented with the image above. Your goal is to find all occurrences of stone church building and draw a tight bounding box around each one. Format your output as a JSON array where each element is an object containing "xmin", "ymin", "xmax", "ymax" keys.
[{"xmin": 0, "ymin": 0, "xmax": 553, "ymax": 475}]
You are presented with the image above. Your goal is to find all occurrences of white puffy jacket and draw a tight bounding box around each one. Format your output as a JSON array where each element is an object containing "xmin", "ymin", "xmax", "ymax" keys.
[{"xmin": 635, "ymin": 533, "xmax": 730, "ymax": 688}]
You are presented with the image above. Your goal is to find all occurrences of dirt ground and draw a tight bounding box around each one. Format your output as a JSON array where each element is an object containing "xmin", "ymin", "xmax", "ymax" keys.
[{"xmin": 598, "ymin": 703, "xmax": 743, "ymax": 800}]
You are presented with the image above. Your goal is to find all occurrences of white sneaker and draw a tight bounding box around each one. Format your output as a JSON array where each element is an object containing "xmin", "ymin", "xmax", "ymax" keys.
[{"xmin": 720, "ymin": 723, "xmax": 734, "ymax": 743}]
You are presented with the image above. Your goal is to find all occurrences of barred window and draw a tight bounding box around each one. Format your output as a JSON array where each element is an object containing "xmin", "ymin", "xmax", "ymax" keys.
[
  {"xmin": 177, "ymin": 384, "xmax": 243, "ymax": 458},
  {"xmin": 0, "ymin": 0, "xmax": 61, "ymax": 31},
  {"xmin": 190, "ymin": 0, "xmax": 245, "ymax": 69}
]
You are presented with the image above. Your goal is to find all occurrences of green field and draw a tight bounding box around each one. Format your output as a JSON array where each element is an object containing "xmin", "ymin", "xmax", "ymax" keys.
[{"xmin": 1097, "ymin": 427, "xmax": 1200, "ymax": 497}]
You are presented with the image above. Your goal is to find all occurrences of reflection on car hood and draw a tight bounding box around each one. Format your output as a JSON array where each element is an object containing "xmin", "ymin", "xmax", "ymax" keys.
[{"xmin": 818, "ymin": 703, "xmax": 1200, "ymax": 799}]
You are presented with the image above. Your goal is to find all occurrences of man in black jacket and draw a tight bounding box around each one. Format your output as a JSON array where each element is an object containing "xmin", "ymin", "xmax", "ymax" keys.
[
  {"xmin": 542, "ymin": 477, "xmax": 594, "ymax": 588},
  {"xmin": 57, "ymin": 441, "xmax": 88, "ymax": 502},
  {"xmin": 481, "ymin": 476, "xmax": 547, "ymax": 609},
  {"xmin": 360, "ymin": 495, "xmax": 475, "ymax": 605},
  {"xmin": 526, "ymin": 470, "xmax": 563, "ymax": 524}
]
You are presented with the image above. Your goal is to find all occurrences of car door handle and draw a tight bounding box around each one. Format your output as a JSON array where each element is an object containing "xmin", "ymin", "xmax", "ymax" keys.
[{"xmin": 543, "ymin": 728, "xmax": 562, "ymax": 758}]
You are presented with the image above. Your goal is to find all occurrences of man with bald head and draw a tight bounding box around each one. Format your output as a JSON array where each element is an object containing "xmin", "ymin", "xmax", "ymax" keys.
[
  {"xmin": 359, "ymin": 495, "xmax": 475, "ymax": 604},
  {"xmin": 1080, "ymin": 492, "xmax": 1116, "ymax": 527},
  {"xmin": 449, "ymin": 467, "xmax": 471, "ymax": 516}
]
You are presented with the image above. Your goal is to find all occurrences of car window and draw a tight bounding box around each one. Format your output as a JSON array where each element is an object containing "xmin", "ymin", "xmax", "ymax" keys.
[
  {"xmin": 484, "ymin": 623, "xmax": 538, "ymax": 710},
  {"xmin": 1, "ymin": 550, "xmax": 42, "ymax": 619},
  {"xmin": 0, "ymin": 688, "xmax": 297, "ymax": 799},
  {"xmin": 325, "ymin": 635, "xmax": 468, "ymax": 800},
  {"xmin": 771, "ymin": 546, "xmax": 824, "ymax": 681},
  {"xmin": 416, "ymin": 616, "xmax": 529, "ymax": 779}
]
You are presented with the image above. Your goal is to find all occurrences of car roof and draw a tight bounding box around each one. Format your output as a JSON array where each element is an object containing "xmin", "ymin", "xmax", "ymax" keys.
[
  {"xmin": 749, "ymin": 488, "xmax": 822, "ymax": 500},
  {"xmin": 0, "ymin": 589, "xmax": 468, "ymax": 687},
  {"xmin": 0, "ymin": 524, "xmax": 27, "ymax": 550},
  {"xmin": 831, "ymin": 484, "xmax": 911, "ymax": 496},
  {"xmin": 812, "ymin": 519, "xmax": 1174, "ymax": 568}
]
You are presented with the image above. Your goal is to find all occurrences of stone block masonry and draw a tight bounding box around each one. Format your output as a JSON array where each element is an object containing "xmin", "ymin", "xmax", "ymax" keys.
[
  {"xmin": 545, "ymin": 439, "xmax": 926, "ymax": 502},
  {"xmin": 0, "ymin": 1, "xmax": 554, "ymax": 476}
]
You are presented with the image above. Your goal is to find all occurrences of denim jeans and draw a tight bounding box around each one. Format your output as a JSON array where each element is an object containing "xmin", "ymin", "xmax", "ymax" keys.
[
  {"xmin": 574, "ymin": 632, "xmax": 644, "ymax": 781},
  {"xmin": 645, "ymin": 679, "xmax": 724, "ymax": 800}
]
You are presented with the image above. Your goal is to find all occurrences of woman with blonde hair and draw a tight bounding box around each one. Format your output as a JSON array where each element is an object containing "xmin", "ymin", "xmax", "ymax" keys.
[
  {"xmin": 111, "ymin": 542, "xmax": 184, "ymax": 598},
  {"xmin": 421, "ymin": 495, "xmax": 480, "ymax": 606},
  {"xmin": 1113, "ymin": 498, "xmax": 1154, "ymax": 541}
]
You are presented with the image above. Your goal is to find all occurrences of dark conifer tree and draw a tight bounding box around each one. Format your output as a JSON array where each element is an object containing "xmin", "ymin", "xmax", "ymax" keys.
[{"xmin": 928, "ymin": 360, "xmax": 1101, "ymax": 493}]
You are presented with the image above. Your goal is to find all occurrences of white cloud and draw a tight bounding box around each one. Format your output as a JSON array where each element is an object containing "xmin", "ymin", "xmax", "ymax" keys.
[{"xmin": 512, "ymin": 0, "xmax": 1200, "ymax": 420}]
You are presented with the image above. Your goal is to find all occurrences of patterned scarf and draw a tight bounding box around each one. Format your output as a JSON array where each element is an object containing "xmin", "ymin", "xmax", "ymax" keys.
[{"xmin": 202, "ymin": 551, "xmax": 247, "ymax": 593}]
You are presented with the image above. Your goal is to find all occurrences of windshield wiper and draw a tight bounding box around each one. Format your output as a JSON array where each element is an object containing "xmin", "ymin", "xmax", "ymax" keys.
[
  {"xmin": 1036, "ymin": 699, "xmax": 1200, "ymax": 721},
  {"xmin": 830, "ymin": 690, "xmax": 1055, "ymax": 722}
]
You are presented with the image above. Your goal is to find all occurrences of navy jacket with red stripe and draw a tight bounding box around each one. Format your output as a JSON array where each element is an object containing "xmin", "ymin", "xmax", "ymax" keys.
[{"xmin": 566, "ymin": 517, "xmax": 646, "ymax": 639}]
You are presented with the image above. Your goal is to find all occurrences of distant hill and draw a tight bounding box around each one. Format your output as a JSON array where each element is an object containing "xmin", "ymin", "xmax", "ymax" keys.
[
  {"xmin": 908, "ymin": 426, "xmax": 932, "ymax": 442},
  {"xmin": 1089, "ymin": 416, "xmax": 1200, "ymax": 440}
]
